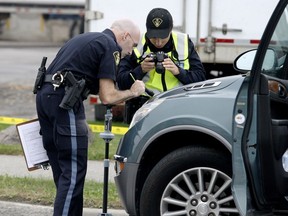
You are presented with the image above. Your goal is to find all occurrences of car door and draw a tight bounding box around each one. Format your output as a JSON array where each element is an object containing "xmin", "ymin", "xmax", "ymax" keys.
[{"xmin": 232, "ymin": 0, "xmax": 288, "ymax": 215}]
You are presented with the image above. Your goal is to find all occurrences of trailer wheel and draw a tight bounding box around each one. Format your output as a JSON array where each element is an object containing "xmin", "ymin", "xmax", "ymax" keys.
[{"xmin": 139, "ymin": 145, "xmax": 239, "ymax": 216}]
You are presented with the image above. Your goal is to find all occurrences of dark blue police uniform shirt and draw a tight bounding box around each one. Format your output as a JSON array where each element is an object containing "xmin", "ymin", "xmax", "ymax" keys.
[{"xmin": 46, "ymin": 29, "xmax": 122, "ymax": 94}]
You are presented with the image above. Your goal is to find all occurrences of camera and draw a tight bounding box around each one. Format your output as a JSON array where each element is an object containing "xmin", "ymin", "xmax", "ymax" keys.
[{"xmin": 147, "ymin": 51, "xmax": 168, "ymax": 74}]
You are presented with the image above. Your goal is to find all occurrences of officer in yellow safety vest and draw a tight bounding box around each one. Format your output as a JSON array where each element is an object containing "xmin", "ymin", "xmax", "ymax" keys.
[{"xmin": 117, "ymin": 8, "xmax": 206, "ymax": 123}]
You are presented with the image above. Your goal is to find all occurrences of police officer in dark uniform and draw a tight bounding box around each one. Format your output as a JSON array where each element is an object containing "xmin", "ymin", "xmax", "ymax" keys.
[{"xmin": 34, "ymin": 19, "xmax": 145, "ymax": 216}]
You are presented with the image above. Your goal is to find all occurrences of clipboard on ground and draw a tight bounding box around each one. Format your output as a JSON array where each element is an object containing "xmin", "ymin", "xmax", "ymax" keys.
[{"xmin": 16, "ymin": 118, "xmax": 49, "ymax": 171}]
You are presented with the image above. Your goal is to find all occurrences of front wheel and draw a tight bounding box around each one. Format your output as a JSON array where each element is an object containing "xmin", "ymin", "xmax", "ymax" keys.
[{"xmin": 139, "ymin": 145, "xmax": 239, "ymax": 216}]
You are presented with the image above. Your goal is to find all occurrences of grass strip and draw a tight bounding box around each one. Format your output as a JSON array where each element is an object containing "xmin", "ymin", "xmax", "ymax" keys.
[{"xmin": 0, "ymin": 175, "xmax": 123, "ymax": 209}]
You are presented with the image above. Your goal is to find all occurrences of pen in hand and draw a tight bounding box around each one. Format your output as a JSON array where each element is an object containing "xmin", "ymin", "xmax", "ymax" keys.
[{"xmin": 129, "ymin": 73, "xmax": 154, "ymax": 97}]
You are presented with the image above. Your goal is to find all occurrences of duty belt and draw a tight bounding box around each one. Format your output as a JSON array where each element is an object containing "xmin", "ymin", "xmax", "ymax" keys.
[{"xmin": 44, "ymin": 71, "xmax": 90, "ymax": 109}]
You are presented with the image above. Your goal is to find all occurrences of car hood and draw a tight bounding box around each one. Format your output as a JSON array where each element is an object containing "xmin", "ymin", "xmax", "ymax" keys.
[{"xmin": 153, "ymin": 74, "xmax": 247, "ymax": 100}]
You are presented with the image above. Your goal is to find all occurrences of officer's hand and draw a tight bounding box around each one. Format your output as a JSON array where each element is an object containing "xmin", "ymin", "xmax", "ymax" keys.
[
  {"xmin": 162, "ymin": 58, "xmax": 180, "ymax": 75},
  {"xmin": 130, "ymin": 80, "xmax": 145, "ymax": 97},
  {"xmin": 141, "ymin": 57, "xmax": 155, "ymax": 73}
]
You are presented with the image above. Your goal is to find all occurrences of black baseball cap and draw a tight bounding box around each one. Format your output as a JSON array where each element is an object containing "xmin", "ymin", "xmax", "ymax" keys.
[{"xmin": 146, "ymin": 8, "xmax": 173, "ymax": 39}]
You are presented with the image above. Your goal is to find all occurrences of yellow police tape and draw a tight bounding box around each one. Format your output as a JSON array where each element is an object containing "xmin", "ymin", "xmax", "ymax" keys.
[{"xmin": 0, "ymin": 116, "xmax": 128, "ymax": 135}]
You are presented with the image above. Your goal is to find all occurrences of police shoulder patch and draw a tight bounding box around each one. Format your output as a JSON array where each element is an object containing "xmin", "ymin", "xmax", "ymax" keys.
[{"xmin": 113, "ymin": 51, "xmax": 120, "ymax": 66}]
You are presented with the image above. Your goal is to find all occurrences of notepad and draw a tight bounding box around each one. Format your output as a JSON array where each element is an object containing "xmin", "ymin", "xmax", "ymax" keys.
[{"xmin": 16, "ymin": 119, "xmax": 49, "ymax": 171}]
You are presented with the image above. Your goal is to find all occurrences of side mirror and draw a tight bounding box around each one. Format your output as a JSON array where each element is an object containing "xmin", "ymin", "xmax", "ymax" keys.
[{"xmin": 233, "ymin": 49, "xmax": 276, "ymax": 72}]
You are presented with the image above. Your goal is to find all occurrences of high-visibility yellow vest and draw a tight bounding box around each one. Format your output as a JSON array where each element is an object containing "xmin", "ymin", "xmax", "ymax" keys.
[{"xmin": 134, "ymin": 32, "xmax": 190, "ymax": 93}]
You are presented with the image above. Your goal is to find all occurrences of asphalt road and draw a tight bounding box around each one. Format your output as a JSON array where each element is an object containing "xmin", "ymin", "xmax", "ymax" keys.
[
  {"xmin": 0, "ymin": 46, "xmax": 57, "ymax": 85},
  {"xmin": 0, "ymin": 42, "xmax": 95, "ymax": 120}
]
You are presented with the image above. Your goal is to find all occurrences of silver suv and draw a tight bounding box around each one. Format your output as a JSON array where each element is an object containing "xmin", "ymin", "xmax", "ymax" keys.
[{"xmin": 114, "ymin": 1, "xmax": 288, "ymax": 215}]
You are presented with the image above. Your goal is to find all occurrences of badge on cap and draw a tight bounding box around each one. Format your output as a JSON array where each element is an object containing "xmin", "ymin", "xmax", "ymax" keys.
[
  {"xmin": 113, "ymin": 51, "xmax": 120, "ymax": 66},
  {"xmin": 152, "ymin": 18, "xmax": 163, "ymax": 28}
]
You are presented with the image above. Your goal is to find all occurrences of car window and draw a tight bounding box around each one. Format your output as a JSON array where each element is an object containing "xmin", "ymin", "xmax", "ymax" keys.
[{"xmin": 262, "ymin": 5, "xmax": 288, "ymax": 79}]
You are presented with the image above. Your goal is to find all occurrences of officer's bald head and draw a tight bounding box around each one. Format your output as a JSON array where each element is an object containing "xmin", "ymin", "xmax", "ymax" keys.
[{"xmin": 110, "ymin": 19, "xmax": 140, "ymax": 45}]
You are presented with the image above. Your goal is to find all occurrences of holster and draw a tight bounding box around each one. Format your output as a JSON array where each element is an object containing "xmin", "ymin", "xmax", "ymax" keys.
[{"xmin": 59, "ymin": 71, "xmax": 90, "ymax": 110}]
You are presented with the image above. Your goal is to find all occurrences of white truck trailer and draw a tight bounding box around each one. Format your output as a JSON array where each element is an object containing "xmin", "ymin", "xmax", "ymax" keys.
[
  {"xmin": 0, "ymin": 0, "xmax": 279, "ymax": 77},
  {"xmin": 0, "ymin": 0, "xmax": 85, "ymax": 42},
  {"xmin": 87, "ymin": 0, "xmax": 278, "ymax": 77}
]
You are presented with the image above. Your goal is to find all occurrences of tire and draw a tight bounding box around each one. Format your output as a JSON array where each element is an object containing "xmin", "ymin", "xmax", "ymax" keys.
[{"xmin": 139, "ymin": 145, "xmax": 239, "ymax": 216}]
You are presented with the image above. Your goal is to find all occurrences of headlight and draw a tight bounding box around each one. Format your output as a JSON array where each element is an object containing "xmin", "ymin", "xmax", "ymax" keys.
[{"xmin": 129, "ymin": 98, "xmax": 165, "ymax": 128}]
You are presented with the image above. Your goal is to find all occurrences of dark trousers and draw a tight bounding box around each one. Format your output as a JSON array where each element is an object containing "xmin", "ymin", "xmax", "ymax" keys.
[{"xmin": 36, "ymin": 84, "xmax": 88, "ymax": 216}]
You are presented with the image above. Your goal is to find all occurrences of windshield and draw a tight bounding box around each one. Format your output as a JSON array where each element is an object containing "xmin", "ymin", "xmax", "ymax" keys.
[{"xmin": 262, "ymin": 5, "xmax": 288, "ymax": 79}]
